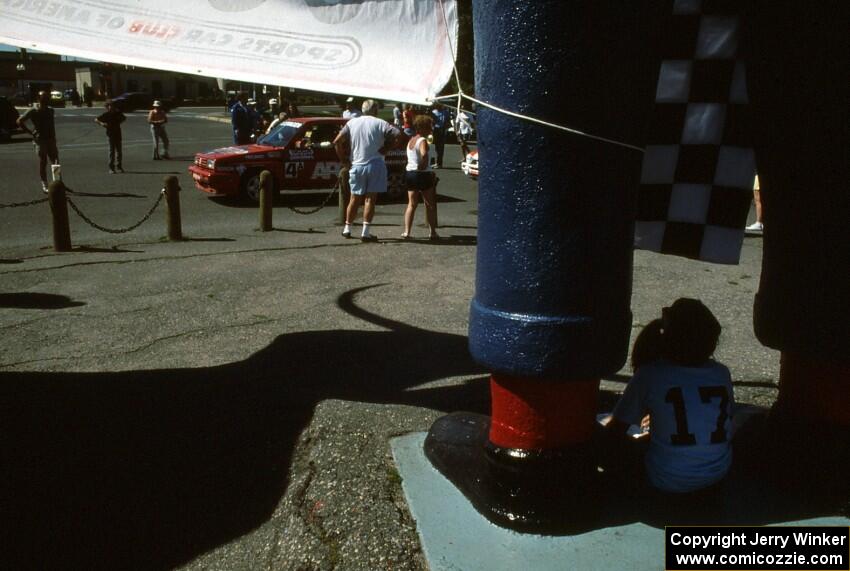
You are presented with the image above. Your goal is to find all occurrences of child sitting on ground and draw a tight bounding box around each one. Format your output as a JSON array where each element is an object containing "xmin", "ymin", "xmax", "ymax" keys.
[{"xmin": 607, "ymin": 298, "xmax": 734, "ymax": 494}]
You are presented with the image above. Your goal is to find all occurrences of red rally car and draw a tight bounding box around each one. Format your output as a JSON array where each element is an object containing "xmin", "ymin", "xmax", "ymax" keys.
[{"xmin": 189, "ymin": 117, "xmax": 407, "ymax": 203}]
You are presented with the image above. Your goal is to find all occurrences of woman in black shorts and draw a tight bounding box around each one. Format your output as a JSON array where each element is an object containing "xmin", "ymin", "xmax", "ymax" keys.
[{"xmin": 402, "ymin": 114, "xmax": 439, "ymax": 240}]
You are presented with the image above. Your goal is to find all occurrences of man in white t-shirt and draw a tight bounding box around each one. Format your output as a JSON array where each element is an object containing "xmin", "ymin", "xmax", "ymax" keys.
[{"xmin": 333, "ymin": 99, "xmax": 400, "ymax": 242}]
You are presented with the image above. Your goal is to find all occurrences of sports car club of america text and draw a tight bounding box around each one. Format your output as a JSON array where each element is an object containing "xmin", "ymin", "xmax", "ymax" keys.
[{"xmin": 2, "ymin": 0, "xmax": 356, "ymax": 66}]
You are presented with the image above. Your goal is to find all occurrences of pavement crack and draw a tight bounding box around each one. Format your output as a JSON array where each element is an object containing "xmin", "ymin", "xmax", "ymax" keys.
[
  {"xmin": 0, "ymin": 314, "xmax": 58, "ymax": 331},
  {"xmin": 0, "ymin": 243, "xmax": 355, "ymax": 276},
  {"xmin": 0, "ymin": 355, "xmax": 75, "ymax": 369},
  {"xmin": 0, "ymin": 307, "xmax": 151, "ymax": 332},
  {"xmin": 120, "ymin": 317, "xmax": 279, "ymax": 356},
  {"xmin": 0, "ymin": 317, "xmax": 279, "ymax": 368},
  {"xmin": 296, "ymin": 460, "xmax": 342, "ymax": 570}
]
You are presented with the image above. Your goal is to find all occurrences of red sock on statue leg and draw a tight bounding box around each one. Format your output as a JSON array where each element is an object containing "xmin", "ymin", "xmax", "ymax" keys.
[{"xmin": 489, "ymin": 375, "xmax": 599, "ymax": 450}]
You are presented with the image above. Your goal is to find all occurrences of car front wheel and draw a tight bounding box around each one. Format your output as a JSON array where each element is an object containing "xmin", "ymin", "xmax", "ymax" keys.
[{"xmin": 241, "ymin": 171, "xmax": 264, "ymax": 204}]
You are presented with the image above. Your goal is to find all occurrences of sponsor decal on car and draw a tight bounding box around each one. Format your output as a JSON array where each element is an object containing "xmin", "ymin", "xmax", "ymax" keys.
[
  {"xmin": 284, "ymin": 162, "xmax": 305, "ymax": 178},
  {"xmin": 288, "ymin": 149, "xmax": 315, "ymax": 160},
  {"xmin": 311, "ymin": 161, "xmax": 341, "ymax": 180},
  {"xmin": 213, "ymin": 146, "xmax": 250, "ymax": 155}
]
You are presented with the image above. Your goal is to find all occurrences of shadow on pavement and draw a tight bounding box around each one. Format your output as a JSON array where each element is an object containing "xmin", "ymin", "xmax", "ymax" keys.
[
  {"xmin": 424, "ymin": 235, "xmax": 477, "ymax": 247},
  {"xmin": 0, "ymin": 285, "xmax": 485, "ymax": 570},
  {"xmin": 269, "ymin": 228, "xmax": 326, "ymax": 234},
  {"xmin": 157, "ymin": 155, "xmax": 195, "ymax": 162},
  {"xmin": 67, "ymin": 190, "xmax": 148, "ymax": 198},
  {"xmin": 4, "ymin": 285, "xmax": 841, "ymax": 568},
  {"xmin": 0, "ymin": 292, "xmax": 86, "ymax": 309},
  {"xmin": 117, "ymin": 171, "xmax": 182, "ymax": 176},
  {"xmin": 76, "ymin": 245, "xmax": 145, "ymax": 253}
]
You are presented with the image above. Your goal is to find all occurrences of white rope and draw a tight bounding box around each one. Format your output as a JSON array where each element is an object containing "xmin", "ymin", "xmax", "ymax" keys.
[
  {"xmin": 432, "ymin": 0, "xmax": 644, "ymax": 154},
  {"xmin": 465, "ymin": 93, "xmax": 645, "ymax": 153}
]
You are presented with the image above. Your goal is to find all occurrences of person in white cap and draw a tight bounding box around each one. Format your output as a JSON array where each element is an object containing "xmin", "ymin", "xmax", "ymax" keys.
[
  {"xmin": 147, "ymin": 100, "xmax": 170, "ymax": 160},
  {"xmin": 342, "ymin": 97, "xmax": 360, "ymax": 119},
  {"xmin": 268, "ymin": 98, "xmax": 280, "ymax": 117}
]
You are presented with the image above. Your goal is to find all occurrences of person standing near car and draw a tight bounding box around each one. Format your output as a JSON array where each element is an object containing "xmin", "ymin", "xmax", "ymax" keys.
[
  {"xmin": 393, "ymin": 102, "xmax": 403, "ymax": 129},
  {"xmin": 17, "ymin": 91, "xmax": 58, "ymax": 193},
  {"xmin": 265, "ymin": 111, "xmax": 289, "ymax": 135},
  {"xmin": 402, "ymin": 114, "xmax": 439, "ymax": 240},
  {"xmin": 430, "ymin": 103, "xmax": 451, "ymax": 169},
  {"xmin": 147, "ymin": 100, "xmax": 170, "ymax": 160},
  {"xmin": 342, "ymin": 97, "xmax": 360, "ymax": 119},
  {"xmin": 333, "ymin": 99, "xmax": 401, "ymax": 242},
  {"xmin": 95, "ymin": 100, "xmax": 126, "ymax": 173},
  {"xmin": 402, "ymin": 104, "xmax": 416, "ymax": 136},
  {"xmin": 231, "ymin": 92, "xmax": 252, "ymax": 145}
]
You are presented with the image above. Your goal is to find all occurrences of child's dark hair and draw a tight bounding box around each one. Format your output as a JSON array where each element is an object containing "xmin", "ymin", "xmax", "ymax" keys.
[{"xmin": 631, "ymin": 298, "xmax": 721, "ymax": 369}]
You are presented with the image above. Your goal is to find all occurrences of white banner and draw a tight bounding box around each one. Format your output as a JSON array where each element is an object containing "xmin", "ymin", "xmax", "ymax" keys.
[{"xmin": 0, "ymin": 0, "xmax": 458, "ymax": 104}]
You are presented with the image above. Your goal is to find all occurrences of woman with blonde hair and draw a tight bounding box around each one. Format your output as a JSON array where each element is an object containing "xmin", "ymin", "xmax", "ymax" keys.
[{"xmin": 402, "ymin": 114, "xmax": 438, "ymax": 240}]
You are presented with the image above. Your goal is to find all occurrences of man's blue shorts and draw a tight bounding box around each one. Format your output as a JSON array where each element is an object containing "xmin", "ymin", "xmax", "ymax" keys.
[{"xmin": 349, "ymin": 158, "xmax": 388, "ymax": 196}]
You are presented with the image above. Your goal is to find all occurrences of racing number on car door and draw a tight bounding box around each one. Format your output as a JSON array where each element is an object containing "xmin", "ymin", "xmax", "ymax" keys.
[{"xmin": 284, "ymin": 162, "xmax": 304, "ymax": 179}]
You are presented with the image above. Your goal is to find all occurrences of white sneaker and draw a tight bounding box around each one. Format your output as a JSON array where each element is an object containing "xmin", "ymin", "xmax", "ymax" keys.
[
  {"xmin": 41, "ymin": 182, "xmax": 49, "ymax": 194},
  {"xmin": 745, "ymin": 221, "xmax": 764, "ymax": 233}
]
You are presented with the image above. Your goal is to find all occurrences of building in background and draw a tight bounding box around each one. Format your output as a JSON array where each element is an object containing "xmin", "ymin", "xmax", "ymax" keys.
[
  {"xmin": 74, "ymin": 64, "xmax": 221, "ymax": 103},
  {"xmin": 0, "ymin": 51, "xmax": 74, "ymax": 104},
  {"xmin": 2, "ymin": 50, "xmax": 334, "ymax": 108}
]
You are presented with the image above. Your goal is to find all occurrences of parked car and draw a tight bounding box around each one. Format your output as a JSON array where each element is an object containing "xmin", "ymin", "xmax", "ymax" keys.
[
  {"xmin": 461, "ymin": 149, "xmax": 478, "ymax": 179},
  {"xmin": 189, "ymin": 117, "xmax": 407, "ymax": 203},
  {"xmin": 49, "ymin": 90, "xmax": 65, "ymax": 108},
  {"xmin": 0, "ymin": 96, "xmax": 21, "ymax": 142},
  {"xmin": 63, "ymin": 88, "xmax": 81, "ymax": 106},
  {"xmin": 111, "ymin": 92, "xmax": 177, "ymax": 112}
]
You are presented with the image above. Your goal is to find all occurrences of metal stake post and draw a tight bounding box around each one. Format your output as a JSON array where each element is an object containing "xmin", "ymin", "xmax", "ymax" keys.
[
  {"xmin": 48, "ymin": 180, "xmax": 71, "ymax": 252},
  {"xmin": 259, "ymin": 170, "xmax": 273, "ymax": 231},
  {"xmin": 163, "ymin": 176, "xmax": 182, "ymax": 241}
]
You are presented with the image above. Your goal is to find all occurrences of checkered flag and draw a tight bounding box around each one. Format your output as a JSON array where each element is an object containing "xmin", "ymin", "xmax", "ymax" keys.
[{"xmin": 635, "ymin": 0, "xmax": 756, "ymax": 264}]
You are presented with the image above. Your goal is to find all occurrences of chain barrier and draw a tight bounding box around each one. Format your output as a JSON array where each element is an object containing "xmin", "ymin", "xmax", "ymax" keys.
[
  {"xmin": 0, "ymin": 196, "xmax": 50, "ymax": 209},
  {"xmin": 287, "ymin": 180, "xmax": 339, "ymax": 216},
  {"xmin": 66, "ymin": 190, "xmax": 165, "ymax": 234}
]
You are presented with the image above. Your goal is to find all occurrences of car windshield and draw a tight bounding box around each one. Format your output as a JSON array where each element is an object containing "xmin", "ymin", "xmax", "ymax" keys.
[{"xmin": 258, "ymin": 122, "xmax": 302, "ymax": 147}]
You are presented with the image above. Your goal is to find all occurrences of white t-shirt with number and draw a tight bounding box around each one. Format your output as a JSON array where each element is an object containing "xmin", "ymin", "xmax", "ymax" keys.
[{"xmin": 612, "ymin": 360, "xmax": 734, "ymax": 493}]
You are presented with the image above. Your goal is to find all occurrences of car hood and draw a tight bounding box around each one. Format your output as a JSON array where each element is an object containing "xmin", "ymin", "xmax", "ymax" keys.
[{"xmin": 197, "ymin": 144, "xmax": 279, "ymax": 159}]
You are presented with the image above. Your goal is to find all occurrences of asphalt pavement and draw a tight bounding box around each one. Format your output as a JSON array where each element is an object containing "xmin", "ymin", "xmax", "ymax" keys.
[{"xmin": 0, "ymin": 108, "xmax": 776, "ymax": 570}]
